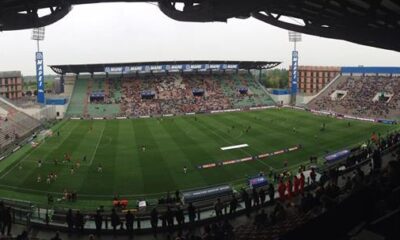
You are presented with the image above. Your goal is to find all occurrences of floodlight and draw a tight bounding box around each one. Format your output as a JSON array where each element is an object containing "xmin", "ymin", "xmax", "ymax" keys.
[{"xmin": 32, "ymin": 28, "xmax": 45, "ymax": 41}]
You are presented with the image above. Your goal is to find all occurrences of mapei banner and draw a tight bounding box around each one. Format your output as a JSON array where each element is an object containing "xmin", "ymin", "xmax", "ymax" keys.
[
  {"xmin": 104, "ymin": 63, "xmax": 239, "ymax": 74},
  {"xmin": 291, "ymin": 51, "xmax": 299, "ymax": 95},
  {"xmin": 36, "ymin": 52, "xmax": 45, "ymax": 104}
]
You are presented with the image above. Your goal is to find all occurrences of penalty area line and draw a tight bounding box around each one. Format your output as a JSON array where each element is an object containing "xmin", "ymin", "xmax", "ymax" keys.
[{"xmin": 0, "ymin": 121, "xmax": 78, "ymax": 180}]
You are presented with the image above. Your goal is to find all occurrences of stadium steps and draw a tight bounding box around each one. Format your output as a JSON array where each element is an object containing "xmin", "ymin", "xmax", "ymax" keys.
[
  {"xmin": 246, "ymin": 74, "xmax": 276, "ymax": 106},
  {"xmin": 87, "ymin": 104, "xmax": 121, "ymax": 118},
  {"xmin": 83, "ymin": 78, "xmax": 94, "ymax": 117},
  {"xmin": 113, "ymin": 80, "xmax": 122, "ymax": 102},
  {"xmin": 254, "ymin": 77, "xmax": 276, "ymax": 105},
  {"xmin": 65, "ymin": 77, "xmax": 89, "ymax": 117},
  {"xmin": 80, "ymin": 78, "xmax": 122, "ymax": 118},
  {"xmin": 218, "ymin": 74, "xmax": 253, "ymax": 108}
]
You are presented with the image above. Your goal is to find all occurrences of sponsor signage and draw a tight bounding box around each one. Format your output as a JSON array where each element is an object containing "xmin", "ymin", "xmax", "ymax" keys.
[
  {"xmin": 325, "ymin": 149, "xmax": 350, "ymax": 163},
  {"xmin": 198, "ymin": 145, "xmax": 301, "ymax": 169},
  {"xmin": 249, "ymin": 176, "xmax": 268, "ymax": 189},
  {"xmin": 36, "ymin": 52, "xmax": 45, "ymax": 104},
  {"xmin": 104, "ymin": 63, "xmax": 240, "ymax": 74},
  {"xmin": 182, "ymin": 185, "xmax": 233, "ymax": 203},
  {"xmin": 291, "ymin": 51, "xmax": 299, "ymax": 95}
]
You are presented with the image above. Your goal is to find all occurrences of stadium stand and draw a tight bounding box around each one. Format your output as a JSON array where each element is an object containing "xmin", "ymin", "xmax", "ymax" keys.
[
  {"xmin": 308, "ymin": 76, "xmax": 400, "ymax": 119},
  {"xmin": 66, "ymin": 72, "xmax": 276, "ymax": 118},
  {"xmin": 0, "ymin": 97, "xmax": 41, "ymax": 148}
]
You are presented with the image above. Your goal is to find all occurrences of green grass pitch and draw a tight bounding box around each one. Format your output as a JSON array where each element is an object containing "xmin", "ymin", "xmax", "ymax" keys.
[{"xmin": 0, "ymin": 108, "xmax": 397, "ymax": 209}]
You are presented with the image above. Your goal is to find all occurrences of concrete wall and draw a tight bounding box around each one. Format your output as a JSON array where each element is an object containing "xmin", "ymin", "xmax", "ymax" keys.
[
  {"xmin": 270, "ymin": 94, "xmax": 291, "ymax": 105},
  {"xmin": 296, "ymin": 94, "xmax": 316, "ymax": 106},
  {"xmin": 54, "ymin": 105, "xmax": 66, "ymax": 119},
  {"xmin": 64, "ymin": 75, "xmax": 76, "ymax": 97}
]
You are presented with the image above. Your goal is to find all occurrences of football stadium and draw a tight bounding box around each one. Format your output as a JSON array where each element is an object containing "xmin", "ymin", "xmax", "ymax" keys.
[{"xmin": 0, "ymin": 1, "xmax": 400, "ymax": 240}]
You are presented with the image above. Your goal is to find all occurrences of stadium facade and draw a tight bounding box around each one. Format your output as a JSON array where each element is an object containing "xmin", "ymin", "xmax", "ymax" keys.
[
  {"xmin": 0, "ymin": 71, "xmax": 24, "ymax": 100},
  {"xmin": 288, "ymin": 66, "xmax": 341, "ymax": 95}
]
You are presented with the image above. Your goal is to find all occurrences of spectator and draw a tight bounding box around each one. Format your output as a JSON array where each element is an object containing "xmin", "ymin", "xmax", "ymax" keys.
[
  {"xmin": 214, "ymin": 198, "xmax": 223, "ymax": 218},
  {"xmin": 252, "ymin": 188, "xmax": 260, "ymax": 207},
  {"xmin": 259, "ymin": 188, "xmax": 266, "ymax": 206},
  {"xmin": 16, "ymin": 230, "xmax": 29, "ymax": 240},
  {"xmin": 293, "ymin": 175, "xmax": 300, "ymax": 195},
  {"xmin": 74, "ymin": 210, "xmax": 84, "ymax": 234},
  {"xmin": 244, "ymin": 196, "xmax": 252, "ymax": 217},
  {"xmin": 150, "ymin": 208, "xmax": 159, "ymax": 237},
  {"xmin": 268, "ymin": 183, "xmax": 275, "ymax": 203},
  {"xmin": 66, "ymin": 209, "xmax": 74, "ymax": 236},
  {"xmin": 50, "ymin": 231, "xmax": 61, "ymax": 240},
  {"xmin": 299, "ymin": 172, "xmax": 305, "ymax": 193},
  {"xmin": 188, "ymin": 203, "xmax": 196, "ymax": 223},
  {"xmin": 286, "ymin": 179, "xmax": 293, "ymax": 199},
  {"xmin": 175, "ymin": 190, "xmax": 181, "ymax": 202},
  {"xmin": 278, "ymin": 180, "xmax": 286, "ymax": 201},
  {"xmin": 110, "ymin": 208, "xmax": 121, "ymax": 236},
  {"xmin": 175, "ymin": 206, "xmax": 184, "ymax": 228},
  {"xmin": 94, "ymin": 210, "xmax": 102, "ymax": 237},
  {"xmin": 2, "ymin": 207, "xmax": 12, "ymax": 236},
  {"xmin": 310, "ymin": 168, "xmax": 317, "ymax": 184},
  {"xmin": 166, "ymin": 206, "xmax": 174, "ymax": 233},
  {"xmin": 0, "ymin": 201, "xmax": 4, "ymax": 235},
  {"xmin": 229, "ymin": 195, "xmax": 238, "ymax": 214},
  {"xmin": 222, "ymin": 219, "xmax": 234, "ymax": 239},
  {"xmin": 254, "ymin": 209, "xmax": 268, "ymax": 229},
  {"xmin": 373, "ymin": 149, "xmax": 382, "ymax": 172},
  {"xmin": 125, "ymin": 210, "xmax": 134, "ymax": 239},
  {"xmin": 271, "ymin": 203, "xmax": 286, "ymax": 224}
]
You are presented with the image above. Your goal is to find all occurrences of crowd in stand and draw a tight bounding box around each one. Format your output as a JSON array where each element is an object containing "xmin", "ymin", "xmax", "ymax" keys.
[
  {"xmin": 85, "ymin": 72, "xmax": 269, "ymax": 118},
  {"xmin": 235, "ymin": 131, "xmax": 400, "ymax": 240},
  {"xmin": 310, "ymin": 76, "xmax": 400, "ymax": 119},
  {"xmin": 120, "ymin": 74, "xmax": 233, "ymax": 116}
]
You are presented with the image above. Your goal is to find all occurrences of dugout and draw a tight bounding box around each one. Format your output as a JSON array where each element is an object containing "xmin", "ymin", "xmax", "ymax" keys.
[
  {"xmin": 141, "ymin": 90, "xmax": 155, "ymax": 100},
  {"xmin": 89, "ymin": 91, "xmax": 105, "ymax": 103}
]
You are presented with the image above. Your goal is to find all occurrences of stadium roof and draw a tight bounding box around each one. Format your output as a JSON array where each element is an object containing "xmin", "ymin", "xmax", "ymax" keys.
[
  {"xmin": 1, "ymin": 1, "xmax": 400, "ymax": 52},
  {"xmin": 49, "ymin": 61, "xmax": 281, "ymax": 75}
]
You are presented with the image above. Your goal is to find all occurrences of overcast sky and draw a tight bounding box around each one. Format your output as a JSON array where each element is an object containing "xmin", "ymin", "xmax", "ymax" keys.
[{"xmin": 1, "ymin": 3, "xmax": 400, "ymax": 76}]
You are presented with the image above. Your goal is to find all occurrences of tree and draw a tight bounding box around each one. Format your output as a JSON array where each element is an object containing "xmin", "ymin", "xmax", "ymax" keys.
[{"xmin": 260, "ymin": 69, "xmax": 289, "ymax": 89}]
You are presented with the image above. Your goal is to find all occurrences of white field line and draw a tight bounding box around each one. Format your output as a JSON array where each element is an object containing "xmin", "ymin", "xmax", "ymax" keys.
[
  {"xmin": 89, "ymin": 125, "xmax": 105, "ymax": 166},
  {"xmin": 0, "ymin": 122, "xmax": 77, "ymax": 179}
]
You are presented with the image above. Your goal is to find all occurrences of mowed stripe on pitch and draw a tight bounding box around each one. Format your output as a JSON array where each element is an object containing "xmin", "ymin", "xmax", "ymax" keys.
[
  {"xmin": 112, "ymin": 120, "xmax": 144, "ymax": 194},
  {"xmin": 79, "ymin": 121, "xmax": 118, "ymax": 195},
  {"xmin": 133, "ymin": 119, "xmax": 177, "ymax": 194},
  {"xmin": 148, "ymin": 118, "xmax": 208, "ymax": 191},
  {"xmin": 159, "ymin": 118, "xmax": 215, "ymax": 189}
]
